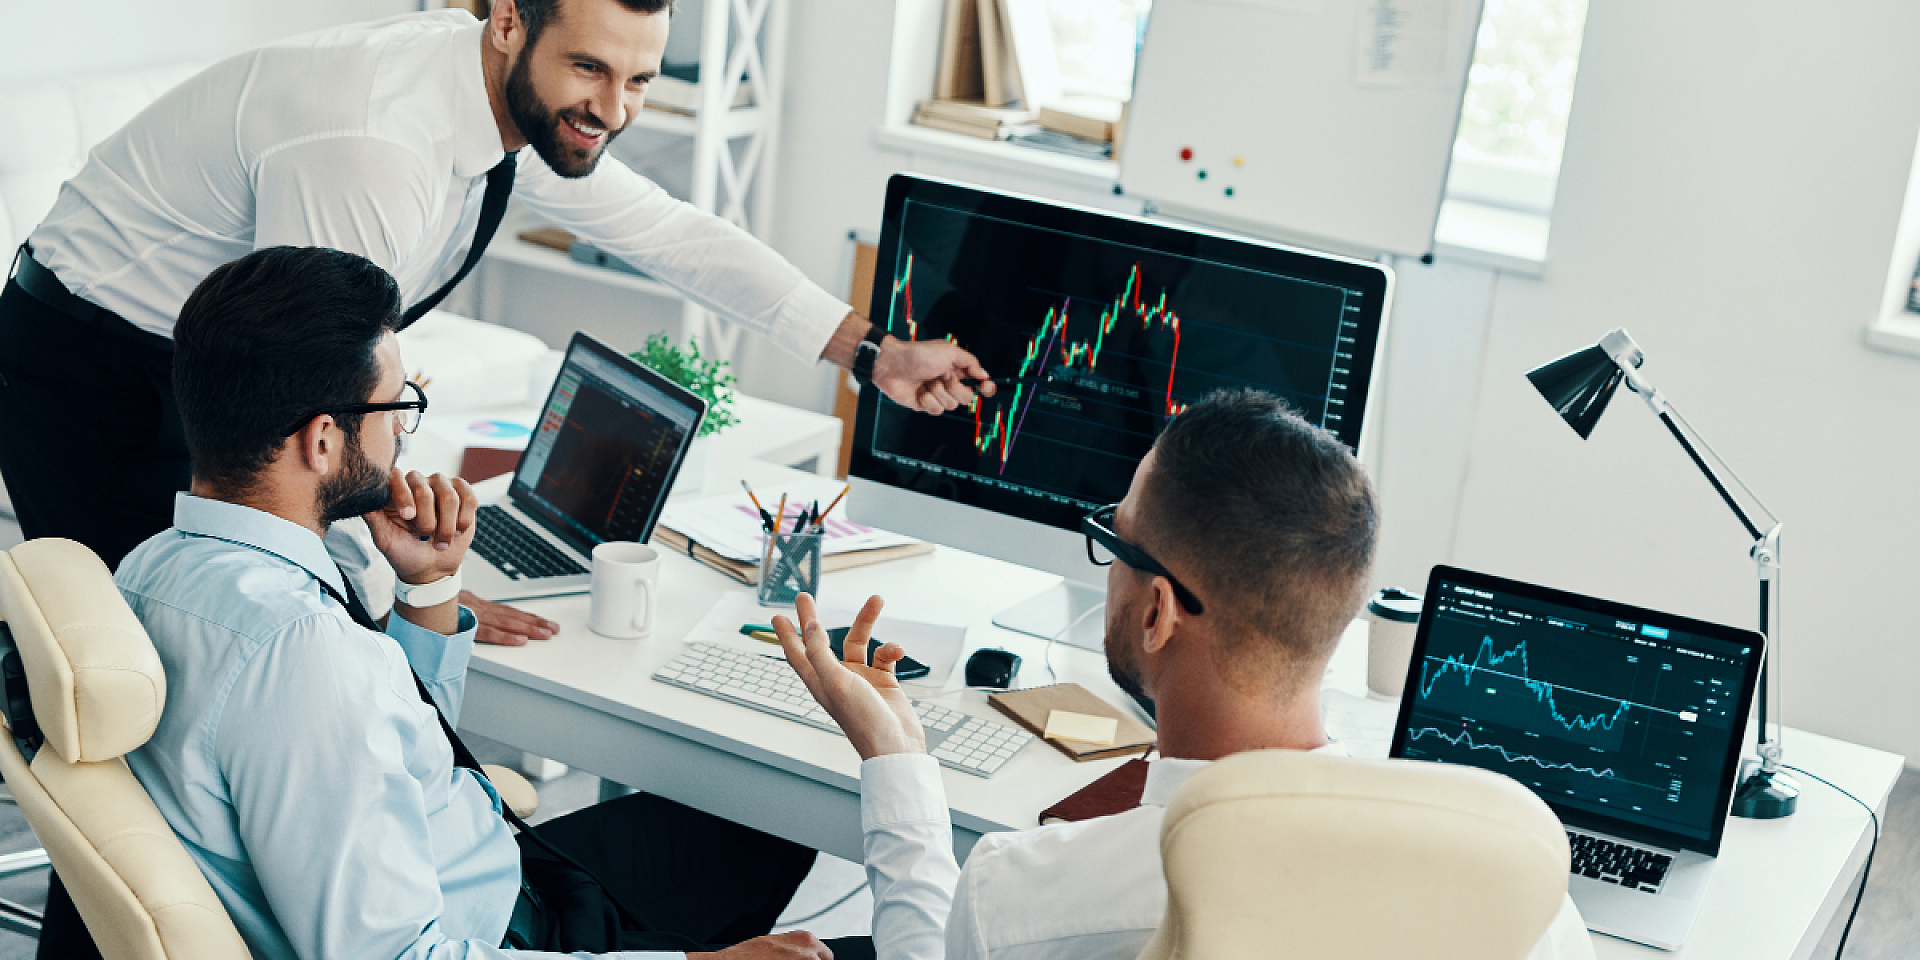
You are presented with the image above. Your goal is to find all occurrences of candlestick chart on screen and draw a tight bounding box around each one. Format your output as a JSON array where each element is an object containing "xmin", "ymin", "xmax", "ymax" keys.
[{"xmin": 863, "ymin": 200, "xmax": 1371, "ymax": 513}]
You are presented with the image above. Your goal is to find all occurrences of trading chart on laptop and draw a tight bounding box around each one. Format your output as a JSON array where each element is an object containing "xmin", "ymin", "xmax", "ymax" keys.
[{"xmin": 1399, "ymin": 577, "xmax": 1757, "ymax": 845}]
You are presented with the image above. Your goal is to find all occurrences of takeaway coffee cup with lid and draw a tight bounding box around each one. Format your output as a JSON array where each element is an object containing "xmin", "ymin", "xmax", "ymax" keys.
[{"xmin": 1365, "ymin": 588, "xmax": 1423, "ymax": 700}]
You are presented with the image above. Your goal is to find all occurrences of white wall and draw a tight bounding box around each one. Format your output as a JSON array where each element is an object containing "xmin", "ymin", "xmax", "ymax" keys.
[
  {"xmin": 0, "ymin": 0, "xmax": 413, "ymax": 87},
  {"xmin": 759, "ymin": 0, "xmax": 1920, "ymax": 762},
  {"xmin": 17, "ymin": 0, "xmax": 1919, "ymax": 761}
]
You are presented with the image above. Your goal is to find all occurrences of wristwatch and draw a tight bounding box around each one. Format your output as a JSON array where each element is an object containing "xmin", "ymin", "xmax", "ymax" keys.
[
  {"xmin": 393, "ymin": 572, "xmax": 463, "ymax": 608},
  {"xmin": 851, "ymin": 324, "xmax": 887, "ymax": 389}
]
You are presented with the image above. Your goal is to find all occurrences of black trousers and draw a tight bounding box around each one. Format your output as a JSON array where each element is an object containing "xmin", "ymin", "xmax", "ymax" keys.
[
  {"xmin": 41, "ymin": 792, "xmax": 872, "ymax": 958},
  {"xmin": 517, "ymin": 792, "xmax": 872, "ymax": 958},
  {"xmin": 0, "ymin": 276, "xmax": 187, "ymax": 570}
]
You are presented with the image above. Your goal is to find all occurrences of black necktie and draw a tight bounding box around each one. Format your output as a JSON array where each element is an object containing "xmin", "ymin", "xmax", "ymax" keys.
[
  {"xmin": 325, "ymin": 566, "xmax": 655, "ymax": 933},
  {"xmin": 401, "ymin": 151, "xmax": 518, "ymax": 329},
  {"xmin": 329, "ymin": 572, "xmax": 490, "ymax": 780}
]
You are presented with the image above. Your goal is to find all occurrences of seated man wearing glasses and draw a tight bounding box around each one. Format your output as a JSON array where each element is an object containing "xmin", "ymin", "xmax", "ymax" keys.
[
  {"xmin": 773, "ymin": 388, "xmax": 1595, "ymax": 959},
  {"xmin": 109, "ymin": 246, "xmax": 851, "ymax": 960}
]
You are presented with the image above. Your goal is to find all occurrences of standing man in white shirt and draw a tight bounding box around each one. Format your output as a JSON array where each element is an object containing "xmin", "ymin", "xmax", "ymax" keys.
[
  {"xmin": 772, "ymin": 388, "xmax": 1598, "ymax": 959},
  {"xmin": 0, "ymin": 0, "xmax": 991, "ymax": 624}
]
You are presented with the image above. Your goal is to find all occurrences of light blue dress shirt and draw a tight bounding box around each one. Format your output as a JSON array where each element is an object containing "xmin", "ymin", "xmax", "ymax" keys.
[{"xmin": 118, "ymin": 494, "xmax": 574, "ymax": 959}]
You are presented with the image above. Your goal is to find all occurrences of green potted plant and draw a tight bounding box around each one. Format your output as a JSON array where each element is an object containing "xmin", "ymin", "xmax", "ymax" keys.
[{"xmin": 630, "ymin": 332, "xmax": 737, "ymax": 490}]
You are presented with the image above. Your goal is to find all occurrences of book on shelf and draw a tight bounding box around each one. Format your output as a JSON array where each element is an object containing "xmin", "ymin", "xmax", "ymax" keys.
[
  {"xmin": 1007, "ymin": 129, "xmax": 1112, "ymax": 160},
  {"xmin": 1038, "ymin": 97, "xmax": 1124, "ymax": 143},
  {"xmin": 911, "ymin": 100, "xmax": 1038, "ymax": 141},
  {"xmin": 643, "ymin": 73, "xmax": 754, "ymax": 116},
  {"xmin": 935, "ymin": 0, "xmax": 986, "ymax": 101}
]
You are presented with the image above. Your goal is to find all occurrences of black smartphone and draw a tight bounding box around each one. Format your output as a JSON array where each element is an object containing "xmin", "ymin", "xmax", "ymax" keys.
[{"xmin": 827, "ymin": 627, "xmax": 931, "ymax": 681}]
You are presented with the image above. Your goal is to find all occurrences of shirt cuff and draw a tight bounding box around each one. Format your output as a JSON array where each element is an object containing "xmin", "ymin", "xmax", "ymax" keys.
[
  {"xmin": 861, "ymin": 753, "xmax": 950, "ymax": 831},
  {"xmin": 385, "ymin": 604, "xmax": 477, "ymax": 683},
  {"xmin": 769, "ymin": 278, "xmax": 852, "ymax": 363}
]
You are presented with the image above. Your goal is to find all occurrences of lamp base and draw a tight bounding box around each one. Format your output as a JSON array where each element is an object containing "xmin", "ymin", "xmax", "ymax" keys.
[{"xmin": 1730, "ymin": 758, "xmax": 1799, "ymax": 819}]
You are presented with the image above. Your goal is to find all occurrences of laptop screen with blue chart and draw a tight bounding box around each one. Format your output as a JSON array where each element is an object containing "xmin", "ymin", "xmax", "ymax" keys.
[{"xmin": 1390, "ymin": 567, "xmax": 1763, "ymax": 856}]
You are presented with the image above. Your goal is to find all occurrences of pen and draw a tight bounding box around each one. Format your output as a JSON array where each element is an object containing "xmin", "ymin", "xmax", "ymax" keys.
[
  {"xmin": 809, "ymin": 500, "xmax": 821, "ymax": 533},
  {"xmin": 741, "ymin": 480, "xmax": 775, "ymax": 532}
]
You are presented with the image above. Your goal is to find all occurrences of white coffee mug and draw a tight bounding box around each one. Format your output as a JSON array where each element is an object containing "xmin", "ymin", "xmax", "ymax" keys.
[{"xmin": 589, "ymin": 542, "xmax": 659, "ymax": 639}]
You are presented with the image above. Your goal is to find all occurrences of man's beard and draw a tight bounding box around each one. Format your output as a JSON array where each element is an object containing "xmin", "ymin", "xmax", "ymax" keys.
[
  {"xmin": 505, "ymin": 47, "xmax": 622, "ymax": 178},
  {"xmin": 1104, "ymin": 601, "xmax": 1158, "ymax": 720},
  {"xmin": 318, "ymin": 428, "xmax": 394, "ymax": 526}
]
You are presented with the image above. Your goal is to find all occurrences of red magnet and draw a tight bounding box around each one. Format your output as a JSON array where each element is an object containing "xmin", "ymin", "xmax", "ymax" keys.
[{"xmin": 1179, "ymin": 147, "xmax": 1194, "ymax": 162}]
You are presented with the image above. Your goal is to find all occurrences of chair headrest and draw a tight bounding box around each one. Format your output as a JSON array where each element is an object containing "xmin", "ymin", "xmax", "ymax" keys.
[
  {"xmin": 1149, "ymin": 749, "xmax": 1571, "ymax": 960},
  {"xmin": 0, "ymin": 539, "xmax": 164, "ymax": 762}
]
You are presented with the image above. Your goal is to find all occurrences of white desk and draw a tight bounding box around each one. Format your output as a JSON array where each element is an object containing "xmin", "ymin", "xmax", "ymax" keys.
[{"xmin": 456, "ymin": 459, "xmax": 1900, "ymax": 957}]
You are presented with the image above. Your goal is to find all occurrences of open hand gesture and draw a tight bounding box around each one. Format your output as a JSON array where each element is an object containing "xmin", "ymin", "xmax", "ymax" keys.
[{"xmin": 773, "ymin": 593, "xmax": 926, "ymax": 760}]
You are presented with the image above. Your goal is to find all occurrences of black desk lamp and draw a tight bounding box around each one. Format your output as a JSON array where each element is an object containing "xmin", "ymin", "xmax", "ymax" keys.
[{"xmin": 1527, "ymin": 328, "xmax": 1797, "ymax": 819}]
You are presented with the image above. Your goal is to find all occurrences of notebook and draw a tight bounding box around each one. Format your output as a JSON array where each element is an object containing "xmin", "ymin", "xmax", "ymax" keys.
[{"xmin": 988, "ymin": 683, "xmax": 1155, "ymax": 761}]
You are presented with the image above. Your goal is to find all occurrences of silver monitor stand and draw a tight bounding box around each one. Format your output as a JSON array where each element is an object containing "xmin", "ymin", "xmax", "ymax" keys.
[{"xmin": 848, "ymin": 477, "xmax": 1110, "ymax": 652}]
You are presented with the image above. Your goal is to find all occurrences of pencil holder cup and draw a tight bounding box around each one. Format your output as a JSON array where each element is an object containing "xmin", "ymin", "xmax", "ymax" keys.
[{"xmin": 757, "ymin": 530, "xmax": 823, "ymax": 606}]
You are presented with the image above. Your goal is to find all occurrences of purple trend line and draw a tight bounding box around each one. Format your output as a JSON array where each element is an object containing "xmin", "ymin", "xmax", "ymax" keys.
[
  {"xmin": 1409, "ymin": 726, "xmax": 1621, "ymax": 781},
  {"xmin": 1000, "ymin": 306, "xmax": 1066, "ymax": 476}
]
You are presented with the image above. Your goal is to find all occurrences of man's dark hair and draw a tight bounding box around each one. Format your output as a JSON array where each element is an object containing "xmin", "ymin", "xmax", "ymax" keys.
[
  {"xmin": 513, "ymin": 0, "xmax": 673, "ymax": 48},
  {"xmin": 173, "ymin": 246, "xmax": 402, "ymax": 492},
  {"xmin": 1136, "ymin": 388, "xmax": 1378, "ymax": 689}
]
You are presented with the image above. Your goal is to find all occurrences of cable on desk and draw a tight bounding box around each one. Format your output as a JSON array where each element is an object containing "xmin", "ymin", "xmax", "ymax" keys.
[
  {"xmin": 1782, "ymin": 764, "xmax": 1878, "ymax": 959},
  {"xmin": 778, "ymin": 882, "xmax": 868, "ymax": 927},
  {"xmin": 1043, "ymin": 602, "xmax": 1106, "ymax": 684}
]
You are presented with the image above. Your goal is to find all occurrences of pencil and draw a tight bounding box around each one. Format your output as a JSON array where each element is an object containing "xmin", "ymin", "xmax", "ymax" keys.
[
  {"xmin": 816, "ymin": 484, "xmax": 852, "ymax": 527},
  {"xmin": 775, "ymin": 493, "xmax": 788, "ymax": 536}
]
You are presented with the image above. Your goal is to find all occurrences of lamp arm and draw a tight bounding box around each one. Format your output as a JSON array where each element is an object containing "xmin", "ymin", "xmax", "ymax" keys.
[
  {"xmin": 1618, "ymin": 360, "xmax": 1788, "ymax": 770},
  {"xmin": 1610, "ymin": 355, "xmax": 1777, "ymax": 539}
]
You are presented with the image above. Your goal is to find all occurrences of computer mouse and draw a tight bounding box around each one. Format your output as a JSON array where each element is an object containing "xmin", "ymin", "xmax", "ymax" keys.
[{"xmin": 965, "ymin": 648, "xmax": 1022, "ymax": 689}]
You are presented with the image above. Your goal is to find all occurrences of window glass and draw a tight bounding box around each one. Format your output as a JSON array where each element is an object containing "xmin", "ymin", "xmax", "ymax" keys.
[
  {"xmin": 1455, "ymin": 0, "xmax": 1590, "ymax": 174},
  {"xmin": 1045, "ymin": 0, "xmax": 1153, "ymax": 102}
]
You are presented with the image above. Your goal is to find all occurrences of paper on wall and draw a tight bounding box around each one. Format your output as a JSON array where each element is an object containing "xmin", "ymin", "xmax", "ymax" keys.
[{"xmin": 1354, "ymin": 0, "xmax": 1455, "ymax": 87}]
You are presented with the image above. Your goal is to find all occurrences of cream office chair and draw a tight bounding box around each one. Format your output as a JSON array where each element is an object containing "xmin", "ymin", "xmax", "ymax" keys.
[
  {"xmin": 1138, "ymin": 749, "xmax": 1571, "ymax": 960},
  {"xmin": 0, "ymin": 537, "xmax": 249, "ymax": 959},
  {"xmin": 0, "ymin": 537, "xmax": 541, "ymax": 958}
]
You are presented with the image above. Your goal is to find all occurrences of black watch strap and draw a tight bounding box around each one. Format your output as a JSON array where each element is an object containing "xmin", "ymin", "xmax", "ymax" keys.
[{"xmin": 851, "ymin": 324, "xmax": 887, "ymax": 388}]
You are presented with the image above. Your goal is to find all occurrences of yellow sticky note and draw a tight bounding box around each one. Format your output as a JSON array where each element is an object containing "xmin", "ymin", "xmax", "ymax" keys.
[{"xmin": 1044, "ymin": 710, "xmax": 1119, "ymax": 746}]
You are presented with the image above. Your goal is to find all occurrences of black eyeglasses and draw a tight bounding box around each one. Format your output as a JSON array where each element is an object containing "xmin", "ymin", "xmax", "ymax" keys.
[
  {"xmin": 1081, "ymin": 504, "xmax": 1205, "ymax": 615},
  {"xmin": 281, "ymin": 381, "xmax": 429, "ymax": 437}
]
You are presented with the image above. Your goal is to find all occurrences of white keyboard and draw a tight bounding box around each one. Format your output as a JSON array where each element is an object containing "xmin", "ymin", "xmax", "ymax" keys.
[{"xmin": 653, "ymin": 642, "xmax": 1035, "ymax": 777}]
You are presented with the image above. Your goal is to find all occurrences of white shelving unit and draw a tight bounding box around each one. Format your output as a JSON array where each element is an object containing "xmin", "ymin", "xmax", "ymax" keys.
[{"xmin": 476, "ymin": 0, "xmax": 790, "ymax": 363}]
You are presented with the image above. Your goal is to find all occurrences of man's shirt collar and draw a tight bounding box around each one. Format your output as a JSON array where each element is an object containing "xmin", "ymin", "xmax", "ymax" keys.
[
  {"xmin": 171, "ymin": 493, "xmax": 346, "ymax": 597},
  {"xmin": 449, "ymin": 16, "xmax": 513, "ymax": 178}
]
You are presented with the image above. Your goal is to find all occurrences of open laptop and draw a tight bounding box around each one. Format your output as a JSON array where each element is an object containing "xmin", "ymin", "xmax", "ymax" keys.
[
  {"xmin": 1388, "ymin": 566, "xmax": 1763, "ymax": 951},
  {"xmin": 461, "ymin": 332, "xmax": 706, "ymax": 601}
]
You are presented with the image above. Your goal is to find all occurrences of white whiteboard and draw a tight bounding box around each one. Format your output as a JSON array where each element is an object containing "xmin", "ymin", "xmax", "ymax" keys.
[{"xmin": 1120, "ymin": 0, "xmax": 1481, "ymax": 258}]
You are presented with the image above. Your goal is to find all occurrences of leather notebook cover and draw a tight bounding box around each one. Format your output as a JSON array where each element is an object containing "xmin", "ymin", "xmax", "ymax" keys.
[
  {"xmin": 1039, "ymin": 756, "xmax": 1150, "ymax": 825},
  {"xmin": 987, "ymin": 683, "xmax": 1155, "ymax": 761}
]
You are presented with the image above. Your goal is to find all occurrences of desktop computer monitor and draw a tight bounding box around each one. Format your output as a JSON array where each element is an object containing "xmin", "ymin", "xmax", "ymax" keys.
[{"xmin": 848, "ymin": 175, "xmax": 1392, "ymax": 651}]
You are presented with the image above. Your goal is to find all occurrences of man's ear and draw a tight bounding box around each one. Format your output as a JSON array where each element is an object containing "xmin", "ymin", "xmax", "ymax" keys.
[
  {"xmin": 1140, "ymin": 577, "xmax": 1182, "ymax": 656},
  {"xmin": 487, "ymin": 0, "xmax": 523, "ymax": 53},
  {"xmin": 290, "ymin": 416, "xmax": 338, "ymax": 476}
]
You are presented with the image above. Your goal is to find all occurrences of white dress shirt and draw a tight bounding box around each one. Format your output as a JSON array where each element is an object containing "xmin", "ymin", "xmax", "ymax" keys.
[
  {"xmin": 860, "ymin": 745, "xmax": 1598, "ymax": 960},
  {"xmin": 29, "ymin": 10, "xmax": 847, "ymax": 361}
]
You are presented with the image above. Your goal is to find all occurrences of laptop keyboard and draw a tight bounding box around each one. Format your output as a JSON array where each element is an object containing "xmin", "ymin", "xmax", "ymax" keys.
[
  {"xmin": 473, "ymin": 505, "xmax": 588, "ymax": 580},
  {"xmin": 1568, "ymin": 831, "xmax": 1673, "ymax": 893},
  {"xmin": 653, "ymin": 642, "xmax": 1035, "ymax": 777}
]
